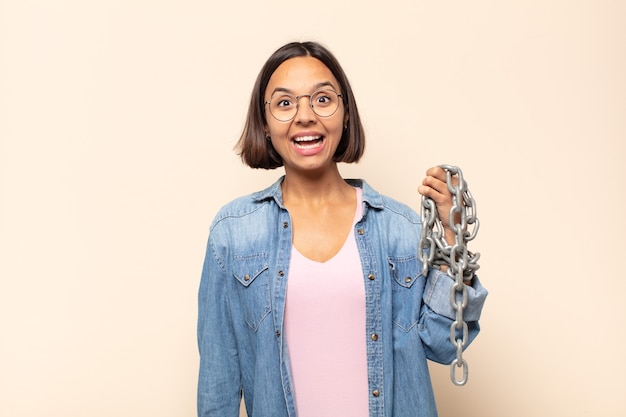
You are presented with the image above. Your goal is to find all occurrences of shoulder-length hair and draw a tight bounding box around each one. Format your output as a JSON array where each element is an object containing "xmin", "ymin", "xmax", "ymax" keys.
[{"xmin": 236, "ymin": 41, "xmax": 365, "ymax": 169}]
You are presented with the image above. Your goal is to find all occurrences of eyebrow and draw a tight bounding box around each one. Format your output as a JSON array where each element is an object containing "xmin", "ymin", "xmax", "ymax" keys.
[{"xmin": 269, "ymin": 81, "xmax": 339, "ymax": 96}]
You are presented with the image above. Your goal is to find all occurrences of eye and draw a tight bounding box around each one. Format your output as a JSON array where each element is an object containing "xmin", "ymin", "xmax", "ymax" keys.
[
  {"xmin": 313, "ymin": 90, "xmax": 337, "ymax": 107},
  {"xmin": 274, "ymin": 95, "xmax": 295, "ymax": 108}
]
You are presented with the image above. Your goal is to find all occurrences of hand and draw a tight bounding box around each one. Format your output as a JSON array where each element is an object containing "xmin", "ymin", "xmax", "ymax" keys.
[{"xmin": 417, "ymin": 166, "xmax": 460, "ymax": 243}]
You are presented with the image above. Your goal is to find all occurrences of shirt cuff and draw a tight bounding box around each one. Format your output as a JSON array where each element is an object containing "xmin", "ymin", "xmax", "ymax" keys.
[{"xmin": 423, "ymin": 268, "xmax": 488, "ymax": 322}]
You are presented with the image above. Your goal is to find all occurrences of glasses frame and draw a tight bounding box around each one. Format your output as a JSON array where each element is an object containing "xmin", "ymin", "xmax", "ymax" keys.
[{"xmin": 264, "ymin": 89, "xmax": 344, "ymax": 122}]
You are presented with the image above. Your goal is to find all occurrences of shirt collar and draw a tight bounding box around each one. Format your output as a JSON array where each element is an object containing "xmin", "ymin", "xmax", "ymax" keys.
[{"xmin": 251, "ymin": 176, "xmax": 385, "ymax": 210}]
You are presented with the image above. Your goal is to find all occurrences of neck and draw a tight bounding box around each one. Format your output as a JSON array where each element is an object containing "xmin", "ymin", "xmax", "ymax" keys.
[{"xmin": 281, "ymin": 164, "xmax": 352, "ymax": 204}]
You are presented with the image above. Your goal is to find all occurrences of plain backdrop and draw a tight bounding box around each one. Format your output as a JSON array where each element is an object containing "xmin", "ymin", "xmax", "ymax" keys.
[{"xmin": 1, "ymin": 1, "xmax": 624, "ymax": 416}]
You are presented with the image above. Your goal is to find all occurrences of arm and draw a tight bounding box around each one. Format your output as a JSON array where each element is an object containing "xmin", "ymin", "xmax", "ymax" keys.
[
  {"xmin": 419, "ymin": 268, "xmax": 488, "ymax": 364},
  {"xmin": 197, "ymin": 233, "xmax": 242, "ymax": 417},
  {"xmin": 417, "ymin": 166, "xmax": 488, "ymax": 363},
  {"xmin": 418, "ymin": 166, "xmax": 470, "ymax": 278}
]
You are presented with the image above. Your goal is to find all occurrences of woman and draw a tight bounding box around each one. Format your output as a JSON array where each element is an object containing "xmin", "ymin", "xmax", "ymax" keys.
[{"xmin": 198, "ymin": 41, "xmax": 488, "ymax": 417}]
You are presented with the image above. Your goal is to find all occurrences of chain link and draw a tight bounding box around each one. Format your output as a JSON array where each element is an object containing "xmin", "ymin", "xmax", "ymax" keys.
[{"xmin": 417, "ymin": 165, "xmax": 480, "ymax": 386}]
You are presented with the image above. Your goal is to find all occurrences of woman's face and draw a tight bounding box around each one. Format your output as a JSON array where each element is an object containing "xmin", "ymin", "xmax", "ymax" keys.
[{"xmin": 264, "ymin": 56, "xmax": 347, "ymax": 175}]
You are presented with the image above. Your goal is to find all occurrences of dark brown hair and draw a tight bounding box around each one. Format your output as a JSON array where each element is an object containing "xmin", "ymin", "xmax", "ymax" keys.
[{"xmin": 236, "ymin": 41, "xmax": 365, "ymax": 169}]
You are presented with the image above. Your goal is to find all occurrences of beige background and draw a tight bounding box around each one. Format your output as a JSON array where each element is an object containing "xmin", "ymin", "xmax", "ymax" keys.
[{"xmin": 1, "ymin": 1, "xmax": 624, "ymax": 416}]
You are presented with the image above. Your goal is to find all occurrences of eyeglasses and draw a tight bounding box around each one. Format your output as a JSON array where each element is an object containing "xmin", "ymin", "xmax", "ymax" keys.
[{"xmin": 265, "ymin": 89, "xmax": 343, "ymax": 122}]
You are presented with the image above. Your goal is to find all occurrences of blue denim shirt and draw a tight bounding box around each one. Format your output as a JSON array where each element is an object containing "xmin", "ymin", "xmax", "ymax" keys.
[{"xmin": 198, "ymin": 177, "xmax": 488, "ymax": 417}]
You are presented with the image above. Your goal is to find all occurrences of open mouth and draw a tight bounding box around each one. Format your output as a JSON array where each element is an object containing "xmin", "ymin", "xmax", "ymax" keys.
[{"xmin": 292, "ymin": 135, "xmax": 324, "ymax": 149}]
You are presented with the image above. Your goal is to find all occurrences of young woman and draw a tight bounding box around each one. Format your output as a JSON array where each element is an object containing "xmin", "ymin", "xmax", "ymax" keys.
[{"xmin": 197, "ymin": 41, "xmax": 488, "ymax": 417}]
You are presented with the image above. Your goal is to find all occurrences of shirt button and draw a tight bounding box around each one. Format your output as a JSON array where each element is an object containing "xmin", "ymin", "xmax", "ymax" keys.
[
  {"xmin": 404, "ymin": 276, "xmax": 411, "ymax": 283},
  {"xmin": 282, "ymin": 222, "xmax": 289, "ymax": 228},
  {"xmin": 244, "ymin": 274, "xmax": 250, "ymax": 281},
  {"xmin": 357, "ymin": 229, "xmax": 365, "ymax": 235},
  {"xmin": 371, "ymin": 334, "xmax": 378, "ymax": 341},
  {"xmin": 278, "ymin": 270, "xmax": 285, "ymax": 277},
  {"xmin": 372, "ymin": 390, "xmax": 380, "ymax": 397},
  {"xmin": 368, "ymin": 273, "xmax": 375, "ymax": 281},
  {"xmin": 276, "ymin": 331, "xmax": 281, "ymax": 337}
]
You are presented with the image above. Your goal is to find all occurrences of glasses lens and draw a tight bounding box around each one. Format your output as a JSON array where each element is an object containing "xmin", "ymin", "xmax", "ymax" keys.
[
  {"xmin": 311, "ymin": 90, "xmax": 340, "ymax": 118},
  {"xmin": 269, "ymin": 94, "xmax": 297, "ymax": 122}
]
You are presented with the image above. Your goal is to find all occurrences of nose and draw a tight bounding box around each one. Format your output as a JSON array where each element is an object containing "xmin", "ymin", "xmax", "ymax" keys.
[{"xmin": 294, "ymin": 95, "xmax": 316, "ymax": 124}]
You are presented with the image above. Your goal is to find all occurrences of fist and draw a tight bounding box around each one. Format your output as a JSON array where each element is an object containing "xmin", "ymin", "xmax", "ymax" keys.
[{"xmin": 417, "ymin": 166, "xmax": 459, "ymax": 231}]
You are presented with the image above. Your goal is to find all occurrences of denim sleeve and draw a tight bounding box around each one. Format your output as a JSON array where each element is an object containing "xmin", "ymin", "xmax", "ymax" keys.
[
  {"xmin": 197, "ymin": 233, "xmax": 242, "ymax": 417},
  {"xmin": 419, "ymin": 269, "xmax": 488, "ymax": 364}
]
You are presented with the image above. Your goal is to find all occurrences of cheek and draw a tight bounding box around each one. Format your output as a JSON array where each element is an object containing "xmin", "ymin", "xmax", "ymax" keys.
[
  {"xmin": 266, "ymin": 120, "xmax": 289, "ymax": 138},
  {"xmin": 327, "ymin": 115, "xmax": 346, "ymax": 136}
]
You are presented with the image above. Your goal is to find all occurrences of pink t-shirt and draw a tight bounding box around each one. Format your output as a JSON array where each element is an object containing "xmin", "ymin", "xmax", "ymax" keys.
[{"xmin": 284, "ymin": 187, "xmax": 368, "ymax": 417}]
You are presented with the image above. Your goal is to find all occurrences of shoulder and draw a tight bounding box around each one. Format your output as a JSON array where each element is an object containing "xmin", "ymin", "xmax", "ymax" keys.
[
  {"xmin": 378, "ymin": 194, "xmax": 421, "ymax": 224},
  {"xmin": 209, "ymin": 178, "xmax": 282, "ymax": 231},
  {"xmin": 351, "ymin": 179, "xmax": 423, "ymax": 257}
]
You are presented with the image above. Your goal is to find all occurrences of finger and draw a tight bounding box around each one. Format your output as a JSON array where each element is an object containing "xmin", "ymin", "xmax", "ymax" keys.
[
  {"xmin": 417, "ymin": 184, "xmax": 437, "ymax": 199},
  {"xmin": 421, "ymin": 174, "xmax": 450, "ymax": 198},
  {"xmin": 425, "ymin": 166, "xmax": 447, "ymax": 182},
  {"xmin": 418, "ymin": 183, "xmax": 451, "ymax": 208},
  {"xmin": 424, "ymin": 167, "xmax": 461, "ymax": 194}
]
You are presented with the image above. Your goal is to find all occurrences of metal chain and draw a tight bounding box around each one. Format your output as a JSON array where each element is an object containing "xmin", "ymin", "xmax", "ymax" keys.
[{"xmin": 417, "ymin": 165, "xmax": 480, "ymax": 386}]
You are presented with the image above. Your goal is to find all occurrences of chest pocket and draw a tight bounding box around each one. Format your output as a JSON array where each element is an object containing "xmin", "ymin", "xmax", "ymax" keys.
[
  {"xmin": 388, "ymin": 255, "xmax": 425, "ymax": 332},
  {"xmin": 233, "ymin": 253, "xmax": 271, "ymax": 331}
]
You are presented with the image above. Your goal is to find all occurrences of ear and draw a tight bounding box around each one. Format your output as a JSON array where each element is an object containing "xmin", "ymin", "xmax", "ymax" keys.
[
  {"xmin": 264, "ymin": 126, "xmax": 271, "ymax": 141},
  {"xmin": 343, "ymin": 112, "xmax": 349, "ymax": 129}
]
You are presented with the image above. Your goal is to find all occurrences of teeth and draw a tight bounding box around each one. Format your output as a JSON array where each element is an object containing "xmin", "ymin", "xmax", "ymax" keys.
[
  {"xmin": 294, "ymin": 136, "xmax": 321, "ymax": 142},
  {"xmin": 293, "ymin": 136, "xmax": 322, "ymax": 150}
]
